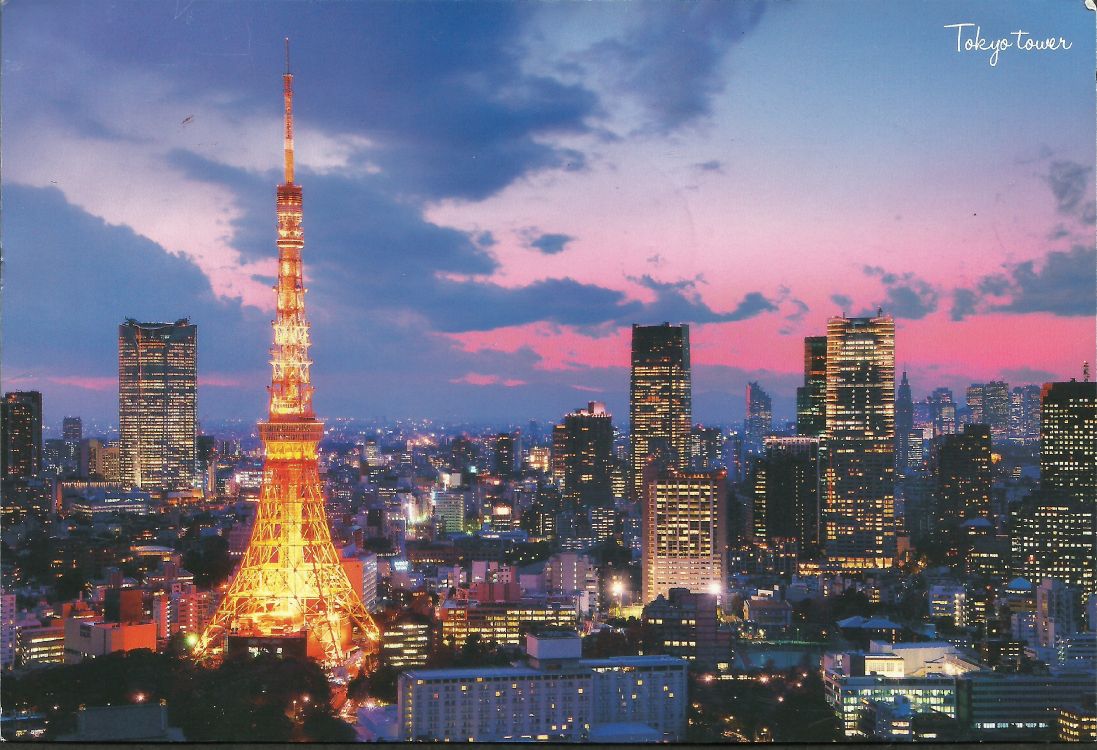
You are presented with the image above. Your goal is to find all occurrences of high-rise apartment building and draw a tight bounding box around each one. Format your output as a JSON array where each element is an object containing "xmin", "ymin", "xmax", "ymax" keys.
[
  {"xmin": 1039, "ymin": 379, "xmax": 1096, "ymax": 499},
  {"xmin": 1, "ymin": 392, "xmax": 43, "ymax": 479},
  {"xmin": 118, "ymin": 319, "xmax": 198, "ymax": 493},
  {"xmin": 1009, "ymin": 385, "xmax": 1041, "ymax": 443},
  {"xmin": 932, "ymin": 424, "xmax": 992, "ymax": 532},
  {"xmin": 557, "ymin": 402, "xmax": 614, "ymax": 507},
  {"xmin": 753, "ymin": 436, "xmax": 821, "ymax": 558},
  {"xmin": 796, "ymin": 336, "xmax": 828, "ymax": 437},
  {"xmin": 823, "ymin": 315, "xmax": 896, "ymax": 570},
  {"xmin": 629, "ymin": 323, "xmax": 691, "ymax": 500},
  {"xmin": 744, "ymin": 382, "xmax": 773, "ymax": 455},
  {"xmin": 642, "ymin": 467, "xmax": 727, "ymax": 604}
]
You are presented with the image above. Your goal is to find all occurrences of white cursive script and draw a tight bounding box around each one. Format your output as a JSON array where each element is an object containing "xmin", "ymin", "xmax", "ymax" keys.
[{"xmin": 944, "ymin": 23, "xmax": 1072, "ymax": 67}]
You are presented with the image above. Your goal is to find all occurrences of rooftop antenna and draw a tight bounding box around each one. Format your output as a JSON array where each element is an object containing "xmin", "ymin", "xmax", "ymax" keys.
[
  {"xmin": 282, "ymin": 37, "xmax": 294, "ymax": 184},
  {"xmin": 1084, "ymin": 361, "xmax": 1091, "ymax": 382}
]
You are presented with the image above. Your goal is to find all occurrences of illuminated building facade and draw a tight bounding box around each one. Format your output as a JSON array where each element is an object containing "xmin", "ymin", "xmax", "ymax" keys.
[
  {"xmin": 687, "ymin": 426, "xmax": 724, "ymax": 471},
  {"xmin": 927, "ymin": 388, "xmax": 957, "ymax": 437},
  {"xmin": 194, "ymin": 43, "xmax": 380, "ymax": 666},
  {"xmin": 1010, "ymin": 494, "xmax": 1095, "ymax": 599},
  {"xmin": 629, "ymin": 323, "xmax": 691, "ymax": 500},
  {"xmin": 823, "ymin": 315, "xmax": 897, "ymax": 570},
  {"xmin": 1039, "ymin": 379, "xmax": 1096, "ymax": 499},
  {"xmin": 439, "ymin": 599, "xmax": 577, "ymax": 647},
  {"xmin": 2, "ymin": 391, "xmax": 43, "ymax": 479},
  {"xmin": 1009, "ymin": 384, "xmax": 1041, "ymax": 443},
  {"xmin": 118, "ymin": 319, "xmax": 197, "ymax": 493},
  {"xmin": 981, "ymin": 381, "xmax": 1010, "ymax": 443},
  {"xmin": 398, "ymin": 633, "xmax": 687, "ymax": 742},
  {"xmin": 381, "ymin": 613, "xmax": 434, "ymax": 670},
  {"xmin": 796, "ymin": 335, "xmax": 828, "ymax": 437},
  {"xmin": 642, "ymin": 467, "xmax": 727, "ymax": 604}
]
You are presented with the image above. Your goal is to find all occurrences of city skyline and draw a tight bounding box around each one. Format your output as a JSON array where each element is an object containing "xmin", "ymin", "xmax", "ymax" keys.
[{"xmin": 3, "ymin": 2, "xmax": 1094, "ymax": 426}]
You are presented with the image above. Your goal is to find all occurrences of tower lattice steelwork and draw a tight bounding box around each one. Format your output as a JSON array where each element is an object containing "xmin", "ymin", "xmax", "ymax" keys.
[{"xmin": 194, "ymin": 41, "xmax": 380, "ymax": 666}]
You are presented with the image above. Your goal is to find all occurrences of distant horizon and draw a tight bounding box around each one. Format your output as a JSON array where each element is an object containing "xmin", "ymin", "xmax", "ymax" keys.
[{"xmin": 3, "ymin": 2, "xmax": 1093, "ymax": 427}]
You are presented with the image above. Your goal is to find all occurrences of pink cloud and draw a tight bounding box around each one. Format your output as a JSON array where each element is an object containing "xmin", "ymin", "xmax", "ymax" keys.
[
  {"xmin": 48, "ymin": 375, "xmax": 116, "ymax": 391},
  {"xmin": 450, "ymin": 373, "xmax": 527, "ymax": 387}
]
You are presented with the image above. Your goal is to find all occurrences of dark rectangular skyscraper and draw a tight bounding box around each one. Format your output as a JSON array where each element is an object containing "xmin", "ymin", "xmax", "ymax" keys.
[
  {"xmin": 932, "ymin": 424, "xmax": 992, "ymax": 533},
  {"xmin": 119, "ymin": 319, "xmax": 198, "ymax": 493},
  {"xmin": 823, "ymin": 315, "xmax": 896, "ymax": 570},
  {"xmin": 558, "ymin": 401, "xmax": 614, "ymax": 507},
  {"xmin": 752, "ymin": 436, "xmax": 820, "ymax": 558},
  {"xmin": 1, "ymin": 391, "xmax": 43, "ymax": 479},
  {"xmin": 629, "ymin": 323, "xmax": 691, "ymax": 501},
  {"xmin": 1040, "ymin": 379, "xmax": 1096, "ymax": 500},
  {"xmin": 796, "ymin": 336, "xmax": 827, "ymax": 437}
]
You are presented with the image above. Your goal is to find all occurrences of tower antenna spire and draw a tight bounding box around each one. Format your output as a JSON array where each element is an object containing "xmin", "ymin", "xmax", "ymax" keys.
[{"xmin": 282, "ymin": 37, "xmax": 294, "ymax": 183}]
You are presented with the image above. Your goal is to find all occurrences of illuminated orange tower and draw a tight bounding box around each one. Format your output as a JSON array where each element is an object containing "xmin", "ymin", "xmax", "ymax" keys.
[{"xmin": 194, "ymin": 40, "xmax": 380, "ymax": 666}]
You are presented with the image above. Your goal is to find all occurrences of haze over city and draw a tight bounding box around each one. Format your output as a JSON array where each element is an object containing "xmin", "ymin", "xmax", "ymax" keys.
[{"xmin": 3, "ymin": 1, "xmax": 1093, "ymax": 426}]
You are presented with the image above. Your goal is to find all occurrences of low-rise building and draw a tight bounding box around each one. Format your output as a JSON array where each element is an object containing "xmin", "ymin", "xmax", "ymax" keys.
[
  {"xmin": 63, "ymin": 619, "xmax": 156, "ymax": 663},
  {"xmin": 398, "ymin": 632, "xmax": 686, "ymax": 742}
]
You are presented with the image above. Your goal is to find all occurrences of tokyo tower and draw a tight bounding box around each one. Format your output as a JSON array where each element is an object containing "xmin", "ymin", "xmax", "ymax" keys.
[{"xmin": 194, "ymin": 41, "xmax": 380, "ymax": 666}]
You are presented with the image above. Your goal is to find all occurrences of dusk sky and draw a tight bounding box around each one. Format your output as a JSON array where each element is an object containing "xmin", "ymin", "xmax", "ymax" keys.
[{"xmin": 3, "ymin": 1, "xmax": 1094, "ymax": 429}]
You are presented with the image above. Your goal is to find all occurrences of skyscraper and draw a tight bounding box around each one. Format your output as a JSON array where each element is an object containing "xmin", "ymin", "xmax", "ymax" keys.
[
  {"xmin": 493, "ymin": 432, "xmax": 516, "ymax": 477},
  {"xmin": 642, "ymin": 467, "xmax": 727, "ymax": 604},
  {"xmin": 1, "ymin": 392, "xmax": 43, "ymax": 479},
  {"xmin": 557, "ymin": 402, "xmax": 614, "ymax": 508},
  {"xmin": 688, "ymin": 425, "xmax": 725, "ymax": 471},
  {"xmin": 118, "ymin": 319, "xmax": 197, "ymax": 493},
  {"xmin": 823, "ymin": 314, "xmax": 896, "ymax": 570},
  {"xmin": 927, "ymin": 388, "xmax": 957, "ymax": 436},
  {"xmin": 629, "ymin": 323, "xmax": 691, "ymax": 500},
  {"xmin": 61, "ymin": 416, "xmax": 82, "ymax": 476},
  {"xmin": 965, "ymin": 384, "xmax": 986, "ymax": 424},
  {"xmin": 796, "ymin": 336, "xmax": 827, "ymax": 437},
  {"xmin": 982, "ymin": 381, "xmax": 1010, "ymax": 443},
  {"xmin": 1009, "ymin": 384, "xmax": 1041, "ymax": 443},
  {"xmin": 932, "ymin": 424, "xmax": 992, "ymax": 532},
  {"xmin": 744, "ymin": 382, "xmax": 773, "ymax": 455},
  {"xmin": 1011, "ymin": 494, "xmax": 1095, "ymax": 600},
  {"xmin": 1039, "ymin": 379, "xmax": 1096, "ymax": 500},
  {"xmin": 752, "ymin": 436, "xmax": 821, "ymax": 558},
  {"xmin": 895, "ymin": 372, "xmax": 914, "ymax": 472},
  {"xmin": 195, "ymin": 45, "xmax": 379, "ymax": 665}
]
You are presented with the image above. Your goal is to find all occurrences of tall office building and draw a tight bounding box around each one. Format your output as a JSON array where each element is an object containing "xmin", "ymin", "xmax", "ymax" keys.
[
  {"xmin": 1011, "ymin": 494, "xmax": 1095, "ymax": 599},
  {"xmin": 932, "ymin": 424, "xmax": 992, "ymax": 532},
  {"xmin": 895, "ymin": 372, "xmax": 914, "ymax": 472},
  {"xmin": 1, "ymin": 392, "xmax": 43, "ymax": 479},
  {"xmin": 823, "ymin": 315, "xmax": 896, "ymax": 570},
  {"xmin": 966, "ymin": 384, "xmax": 985, "ymax": 424},
  {"xmin": 1009, "ymin": 385, "xmax": 1041, "ymax": 443},
  {"xmin": 796, "ymin": 336, "xmax": 828, "ymax": 437},
  {"xmin": 61, "ymin": 416, "xmax": 82, "ymax": 476},
  {"xmin": 744, "ymin": 382, "xmax": 773, "ymax": 455},
  {"xmin": 494, "ymin": 432, "xmax": 516, "ymax": 477},
  {"xmin": 642, "ymin": 467, "xmax": 727, "ymax": 604},
  {"xmin": 119, "ymin": 319, "xmax": 198, "ymax": 493},
  {"xmin": 688, "ymin": 425, "xmax": 725, "ymax": 471},
  {"xmin": 1039, "ymin": 379, "xmax": 1096, "ymax": 500},
  {"xmin": 752, "ymin": 436, "xmax": 820, "ymax": 558},
  {"xmin": 557, "ymin": 402, "xmax": 614, "ymax": 507},
  {"xmin": 927, "ymin": 388, "xmax": 957, "ymax": 437},
  {"xmin": 629, "ymin": 323, "xmax": 691, "ymax": 500},
  {"xmin": 982, "ymin": 381, "xmax": 1010, "ymax": 444}
]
